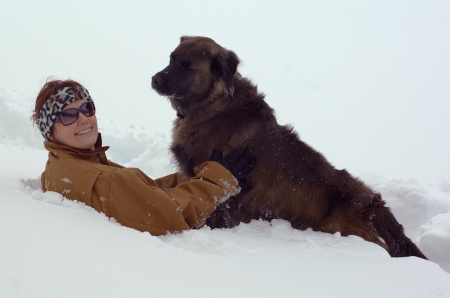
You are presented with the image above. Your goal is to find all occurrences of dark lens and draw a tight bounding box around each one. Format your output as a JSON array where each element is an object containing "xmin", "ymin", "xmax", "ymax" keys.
[
  {"xmin": 80, "ymin": 102, "xmax": 95, "ymax": 117},
  {"xmin": 59, "ymin": 108, "xmax": 78, "ymax": 126}
]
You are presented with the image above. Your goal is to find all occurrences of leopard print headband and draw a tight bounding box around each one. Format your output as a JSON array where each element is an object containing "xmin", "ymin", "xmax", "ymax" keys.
[{"xmin": 37, "ymin": 86, "xmax": 93, "ymax": 141}]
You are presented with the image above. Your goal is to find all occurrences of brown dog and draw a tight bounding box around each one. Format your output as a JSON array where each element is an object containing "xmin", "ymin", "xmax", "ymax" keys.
[{"xmin": 152, "ymin": 36, "xmax": 426, "ymax": 259}]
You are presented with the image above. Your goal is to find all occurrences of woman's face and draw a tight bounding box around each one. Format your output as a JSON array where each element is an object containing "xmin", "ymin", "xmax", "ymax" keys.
[{"xmin": 50, "ymin": 99, "xmax": 98, "ymax": 151}]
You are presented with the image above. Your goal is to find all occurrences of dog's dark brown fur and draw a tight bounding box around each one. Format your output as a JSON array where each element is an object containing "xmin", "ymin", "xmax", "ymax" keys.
[{"xmin": 152, "ymin": 36, "xmax": 427, "ymax": 259}]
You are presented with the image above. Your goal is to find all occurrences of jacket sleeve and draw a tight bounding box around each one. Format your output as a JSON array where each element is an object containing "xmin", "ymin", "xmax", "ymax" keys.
[
  {"xmin": 96, "ymin": 161, "xmax": 240, "ymax": 236},
  {"xmin": 153, "ymin": 172, "xmax": 189, "ymax": 189}
]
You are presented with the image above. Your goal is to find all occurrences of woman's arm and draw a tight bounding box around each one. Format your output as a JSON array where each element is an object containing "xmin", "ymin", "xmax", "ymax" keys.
[{"xmin": 98, "ymin": 161, "xmax": 239, "ymax": 236}]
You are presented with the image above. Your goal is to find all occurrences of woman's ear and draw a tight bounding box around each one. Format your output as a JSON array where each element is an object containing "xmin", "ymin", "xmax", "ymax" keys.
[{"xmin": 49, "ymin": 127, "xmax": 56, "ymax": 142}]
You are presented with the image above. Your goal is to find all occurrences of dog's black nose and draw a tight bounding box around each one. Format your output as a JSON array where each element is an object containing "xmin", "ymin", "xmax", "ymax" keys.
[{"xmin": 151, "ymin": 73, "xmax": 163, "ymax": 87}]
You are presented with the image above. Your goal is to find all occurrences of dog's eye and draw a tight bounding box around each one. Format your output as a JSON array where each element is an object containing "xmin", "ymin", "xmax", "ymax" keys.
[
  {"xmin": 181, "ymin": 62, "xmax": 190, "ymax": 69},
  {"xmin": 169, "ymin": 53, "xmax": 175, "ymax": 64}
]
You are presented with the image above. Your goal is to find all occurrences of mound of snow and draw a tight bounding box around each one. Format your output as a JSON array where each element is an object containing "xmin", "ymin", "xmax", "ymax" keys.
[
  {"xmin": 417, "ymin": 213, "xmax": 450, "ymax": 272},
  {"xmin": 1, "ymin": 87, "xmax": 449, "ymax": 297}
]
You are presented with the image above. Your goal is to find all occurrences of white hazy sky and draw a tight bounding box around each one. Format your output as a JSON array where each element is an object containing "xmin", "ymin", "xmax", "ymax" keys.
[{"xmin": 1, "ymin": 0, "xmax": 449, "ymax": 183}]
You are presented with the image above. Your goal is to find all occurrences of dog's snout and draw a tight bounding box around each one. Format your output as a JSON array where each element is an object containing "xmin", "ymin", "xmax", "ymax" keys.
[{"xmin": 151, "ymin": 73, "xmax": 164, "ymax": 87}]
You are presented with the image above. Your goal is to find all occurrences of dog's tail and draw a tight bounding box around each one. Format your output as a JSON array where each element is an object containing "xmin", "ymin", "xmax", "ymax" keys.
[{"xmin": 370, "ymin": 196, "xmax": 427, "ymax": 259}]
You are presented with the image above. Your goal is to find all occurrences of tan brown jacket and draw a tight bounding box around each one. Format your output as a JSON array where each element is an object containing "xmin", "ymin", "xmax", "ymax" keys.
[{"xmin": 41, "ymin": 136, "xmax": 240, "ymax": 235}]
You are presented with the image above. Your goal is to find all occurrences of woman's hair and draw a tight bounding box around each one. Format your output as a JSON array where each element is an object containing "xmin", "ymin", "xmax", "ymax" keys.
[{"xmin": 31, "ymin": 78, "xmax": 86, "ymax": 124}]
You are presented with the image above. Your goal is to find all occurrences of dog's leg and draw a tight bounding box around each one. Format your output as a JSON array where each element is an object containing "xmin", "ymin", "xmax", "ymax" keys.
[
  {"xmin": 369, "ymin": 198, "xmax": 427, "ymax": 259},
  {"xmin": 317, "ymin": 190, "xmax": 427, "ymax": 259}
]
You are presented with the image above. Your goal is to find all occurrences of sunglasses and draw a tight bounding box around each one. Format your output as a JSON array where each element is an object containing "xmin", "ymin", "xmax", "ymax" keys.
[{"xmin": 55, "ymin": 102, "xmax": 96, "ymax": 126}]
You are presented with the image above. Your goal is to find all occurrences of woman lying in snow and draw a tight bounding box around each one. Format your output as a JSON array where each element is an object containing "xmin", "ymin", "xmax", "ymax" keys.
[{"xmin": 32, "ymin": 79, "xmax": 253, "ymax": 235}]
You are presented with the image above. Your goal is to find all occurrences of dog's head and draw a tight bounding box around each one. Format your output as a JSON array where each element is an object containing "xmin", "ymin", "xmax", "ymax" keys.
[{"xmin": 151, "ymin": 36, "xmax": 240, "ymax": 117}]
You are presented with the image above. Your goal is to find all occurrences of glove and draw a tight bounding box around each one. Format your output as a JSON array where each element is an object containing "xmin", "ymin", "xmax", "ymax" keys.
[{"xmin": 209, "ymin": 148, "xmax": 254, "ymax": 188}]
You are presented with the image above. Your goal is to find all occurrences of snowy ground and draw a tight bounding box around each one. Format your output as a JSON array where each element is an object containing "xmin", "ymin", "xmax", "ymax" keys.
[
  {"xmin": 1, "ymin": 1, "xmax": 450, "ymax": 297},
  {"xmin": 1, "ymin": 88, "xmax": 450, "ymax": 297}
]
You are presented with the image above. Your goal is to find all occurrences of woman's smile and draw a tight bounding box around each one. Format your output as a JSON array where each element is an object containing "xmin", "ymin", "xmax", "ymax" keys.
[{"xmin": 76, "ymin": 127, "xmax": 92, "ymax": 136}]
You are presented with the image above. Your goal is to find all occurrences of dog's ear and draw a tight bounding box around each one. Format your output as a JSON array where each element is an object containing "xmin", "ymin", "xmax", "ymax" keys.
[
  {"xmin": 180, "ymin": 36, "xmax": 191, "ymax": 44},
  {"xmin": 211, "ymin": 50, "xmax": 240, "ymax": 88}
]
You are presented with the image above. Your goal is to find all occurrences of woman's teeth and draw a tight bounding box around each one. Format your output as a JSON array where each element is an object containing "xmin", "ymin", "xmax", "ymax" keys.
[{"xmin": 76, "ymin": 128, "xmax": 92, "ymax": 135}]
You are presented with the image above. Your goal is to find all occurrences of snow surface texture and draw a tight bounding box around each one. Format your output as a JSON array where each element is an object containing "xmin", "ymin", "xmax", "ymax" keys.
[
  {"xmin": 1, "ymin": 86, "xmax": 450, "ymax": 298},
  {"xmin": 1, "ymin": 1, "xmax": 450, "ymax": 296}
]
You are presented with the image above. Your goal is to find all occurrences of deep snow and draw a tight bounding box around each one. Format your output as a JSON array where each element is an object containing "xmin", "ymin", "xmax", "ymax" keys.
[
  {"xmin": 1, "ymin": 1, "xmax": 450, "ymax": 297},
  {"xmin": 1, "ymin": 87, "xmax": 450, "ymax": 297}
]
